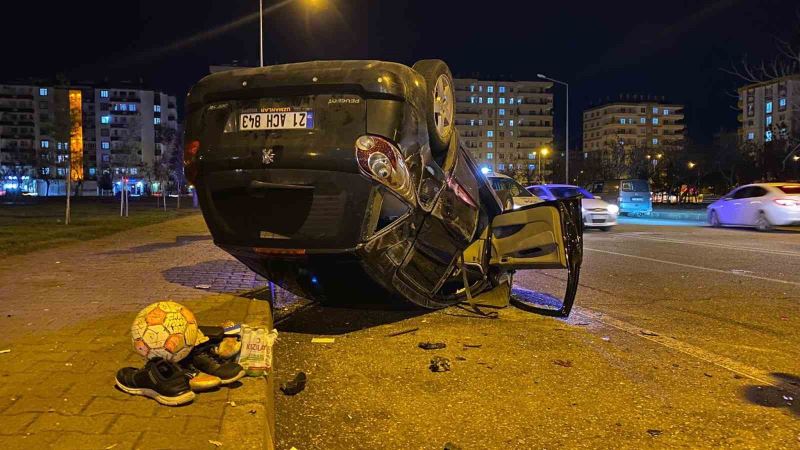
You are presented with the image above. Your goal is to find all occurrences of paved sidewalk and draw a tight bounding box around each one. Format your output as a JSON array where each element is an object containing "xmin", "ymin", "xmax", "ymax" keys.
[{"xmin": 0, "ymin": 215, "xmax": 275, "ymax": 449}]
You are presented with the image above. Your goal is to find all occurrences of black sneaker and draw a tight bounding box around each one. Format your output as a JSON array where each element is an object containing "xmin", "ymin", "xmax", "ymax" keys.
[
  {"xmin": 187, "ymin": 348, "xmax": 246, "ymax": 385},
  {"xmin": 115, "ymin": 357, "xmax": 195, "ymax": 406}
]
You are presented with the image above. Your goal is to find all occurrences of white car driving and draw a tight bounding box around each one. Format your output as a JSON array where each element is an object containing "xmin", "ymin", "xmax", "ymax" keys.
[
  {"xmin": 528, "ymin": 184, "xmax": 619, "ymax": 231},
  {"xmin": 707, "ymin": 183, "xmax": 800, "ymax": 231}
]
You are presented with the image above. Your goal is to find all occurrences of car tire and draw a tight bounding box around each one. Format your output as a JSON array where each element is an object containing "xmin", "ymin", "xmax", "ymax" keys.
[
  {"xmin": 709, "ymin": 210, "xmax": 721, "ymax": 227},
  {"xmin": 755, "ymin": 211, "xmax": 773, "ymax": 232},
  {"xmin": 599, "ymin": 226, "xmax": 611, "ymax": 232},
  {"xmin": 412, "ymin": 60, "xmax": 455, "ymax": 156}
]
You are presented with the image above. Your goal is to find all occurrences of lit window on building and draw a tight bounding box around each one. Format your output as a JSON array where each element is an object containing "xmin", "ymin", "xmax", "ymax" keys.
[
  {"xmin": 154, "ymin": 105, "xmax": 161, "ymax": 112},
  {"xmin": 499, "ymin": 109, "xmax": 505, "ymax": 116},
  {"xmin": 509, "ymin": 98, "xmax": 514, "ymax": 105},
  {"xmin": 89, "ymin": 167, "xmax": 96, "ymax": 176},
  {"xmin": 498, "ymin": 163, "xmax": 505, "ymax": 171},
  {"xmin": 652, "ymin": 107, "xmax": 659, "ymax": 114},
  {"xmin": 487, "ymin": 97, "xmax": 494, "ymax": 104},
  {"xmin": 766, "ymin": 115, "xmax": 772, "ymax": 126},
  {"xmin": 528, "ymin": 164, "xmax": 535, "ymax": 171},
  {"xmin": 766, "ymin": 130, "xmax": 773, "ymax": 142},
  {"xmin": 652, "ymin": 138, "xmax": 659, "ymax": 145},
  {"xmin": 499, "ymin": 97, "xmax": 506, "ymax": 104},
  {"xmin": 131, "ymin": 168, "xmax": 138, "ymax": 175},
  {"xmin": 479, "ymin": 97, "xmax": 483, "ymax": 104},
  {"xmin": 499, "ymin": 86, "xmax": 506, "ymax": 93},
  {"xmin": 509, "ymin": 120, "xmax": 514, "ymax": 126},
  {"xmin": 528, "ymin": 153, "xmax": 535, "ymax": 159},
  {"xmin": 469, "ymin": 119, "xmax": 475, "ymax": 126},
  {"xmin": 479, "ymin": 86, "xmax": 483, "ymax": 92},
  {"xmin": 100, "ymin": 90, "xmax": 109, "ymax": 98},
  {"xmin": 101, "ymin": 116, "xmax": 111, "ymax": 124},
  {"xmin": 40, "ymin": 140, "xmax": 49, "ymax": 148},
  {"xmin": 640, "ymin": 117, "xmax": 646, "ymax": 124},
  {"xmin": 39, "ymin": 88, "xmax": 48, "ymax": 96},
  {"xmin": 652, "ymin": 118, "xmax": 659, "ymax": 125},
  {"xmin": 747, "ymin": 132, "xmax": 754, "ymax": 140},
  {"xmin": 766, "ymin": 101, "xmax": 773, "ymax": 113},
  {"xmin": 470, "ymin": 97, "xmax": 475, "ymax": 104},
  {"xmin": 479, "ymin": 120, "xmax": 483, "ymax": 125},
  {"xmin": 619, "ymin": 118, "xmax": 625, "ymax": 125},
  {"xmin": 101, "ymin": 142, "xmax": 110, "ymax": 149},
  {"xmin": 487, "ymin": 130, "xmax": 494, "ymax": 137},
  {"xmin": 487, "ymin": 141, "xmax": 494, "ymax": 148},
  {"xmin": 154, "ymin": 118, "xmax": 161, "ymax": 125},
  {"xmin": 487, "ymin": 86, "xmax": 494, "ymax": 93},
  {"xmin": 470, "ymin": 85, "xmax": 475, "ymax": 92},
  {"xmin": 663, "ymin": 109, "xmax": 669, "ymax": 115},
  {"xmin": 499, "ymin": 120, "xmax": 504, "ymax": 127},
  {"xmin": 57, "ymin": 168, "xmax": 65, "ymax": 176},
  {"xmin": 130, "ymin": 103, "xmax": 137, "ymax": 112},
  {"xmin": 779, "ymin": 98, "xmax": 787, "ymax": 109},
  {"xmin": 509, "ymin": 164, "xmax": 514, "ymax": 170},
  {"xmin": 487, "ymin": 152, "xmax": 493, "ymax": 160}
]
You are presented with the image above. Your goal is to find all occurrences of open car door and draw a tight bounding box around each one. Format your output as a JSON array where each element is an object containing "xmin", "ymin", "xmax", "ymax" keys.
[{"xmin": 489, "ymin": 198, "xmax": 583, "ymax": 316}]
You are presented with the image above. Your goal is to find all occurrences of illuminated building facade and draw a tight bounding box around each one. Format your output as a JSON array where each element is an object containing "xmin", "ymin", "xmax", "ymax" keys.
[
  {"xmin": 737, "ymin": 75, "xmax": 800, "ymax": 146},
  {"xmin": 582, "ymin": 99, "xmax": 685, "ymax": 153},
  {"xmin": 0, "ymin": 82, "xmax": 177, "ymax": 194},
  {"xmin": 453, "ymin": 78, "xmax": 553, "ymax": 180}
]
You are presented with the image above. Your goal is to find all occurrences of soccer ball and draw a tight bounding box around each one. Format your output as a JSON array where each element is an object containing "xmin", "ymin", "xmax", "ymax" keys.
[{"xmin": 131, "ymin": 301, "xmax": 202, "ymax": 362}]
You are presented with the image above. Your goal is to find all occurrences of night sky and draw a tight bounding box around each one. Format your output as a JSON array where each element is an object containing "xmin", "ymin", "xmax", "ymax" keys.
[{"xmin": 3, "ymin": 0, "xmax": 798, "ymax": 146}]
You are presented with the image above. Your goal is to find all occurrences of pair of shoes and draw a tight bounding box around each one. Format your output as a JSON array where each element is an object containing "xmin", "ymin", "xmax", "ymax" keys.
[
  {"xmin": 115, "ymin": 357, "xmax": 195, "ymax": 406},
  {"xmin": 184, "ymin": 346, "xmax": 246, "ymax": 385},
  {"xmin": 116, "ymin": 349, "xmax": 246, "ymax": 405}
]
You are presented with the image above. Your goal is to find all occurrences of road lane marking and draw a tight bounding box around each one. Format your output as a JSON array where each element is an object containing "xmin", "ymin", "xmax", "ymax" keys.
[
  {"xmin": 584, "ymin": 247, "xmax": 800, "ymax": 287},
  {"xmin": 614, "ymin": 235, "xmax": 800, "ymax": 258},
  {"xmin": 572, "ymin": 307, "xmax": 798, "ymax": 395}
]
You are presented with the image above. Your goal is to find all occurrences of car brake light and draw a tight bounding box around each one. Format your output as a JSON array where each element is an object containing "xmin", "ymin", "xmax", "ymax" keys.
[
  {"xmin": 184, "ymin": 140, "xmax": 200, "ymax": 184},
  {"xmin": 774, "ymin": 198, "xmax": 798, "ymax": 207},
  {"xmin": 354, "ymin": 135, "xmax": 415, "ymax": 204}
]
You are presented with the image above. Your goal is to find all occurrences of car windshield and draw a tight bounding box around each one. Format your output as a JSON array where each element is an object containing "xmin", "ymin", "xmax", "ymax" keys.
[
  {"xmin": 490, "ymin": 177, "xmax": 532, "ymax": 197},
  {"xmin": 549, "ymin": 186, "xmax": 593, "ymax": 199},
  {"xmin": 621, "ymin": 180, "xmax": 650, "ymax": 192},
  {"xmin": 777, "ymin": 185, "xmax": 800, "ymax": 194}
]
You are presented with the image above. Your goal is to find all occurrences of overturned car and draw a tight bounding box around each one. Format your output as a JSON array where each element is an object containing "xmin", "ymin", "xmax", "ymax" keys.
[{"xmin": 184, "ymin": 59, "xmax": 582, "ymax": 314}]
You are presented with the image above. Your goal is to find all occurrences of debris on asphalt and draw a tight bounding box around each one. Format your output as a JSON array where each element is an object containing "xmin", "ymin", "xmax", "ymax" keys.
[
  {"xmin": 105, "ymin": 444, "xmax": 118, "ymax": 450},
  {"xmin": 195, "ymin": 284, "xmax": 212, "ymax": 289},
  {"xmin": 455, "ymin": 356, "xmax": 467, "ymax": 361},
  {"xmin": 647, "ymin": 429, "xmax": 663, "ymax": 437},
  {"xmin": 574, "ymin": 322, "xmax": 590, "ymax": 326},
  {"xmin": 640, "ymin": 330, "xmax": 659, "ymax": 336},
  {"xmin": 208, "ymin": 440, "xmax": 223, "ymax": 447},
  {"xmin": 0, "ymin": 349, "xmax": 10, "ymax": 354},
  {"xmin": 418, "ymin": 342, "xmax": 446, "ymax": 350},
  {"xmin": 281, "ymin": 372, "xmax": 307, "ymax": 396},
  {"xmin": 443, "ymin": 442, "xmax": 462, "ymax": 450},
  {"xmin": 463, "ymin": 344, "xmax": 482, "ymax": 349},
  {"xmin": 311, "ymin": 337, "xmax": 335, "ymax": 344},
  {"xmin": 249, "ymin": 409, "xmax": 257, "ymax": 415},
  {"xmin": 704, "ymin": 373, "xmax": 713, "ymax": 378},
  {"xmin": 601, "ymin": 336, "xmax": 611, "ymax": 341},
  {"xmin": 386, "ymin": 327, "xmax": 419, "ymax": 337},
  {"xmin": 429, "ymin": 356, "xmax": 451, "ymax": 372},
  {"xmin": 227, "ymin": 401, "xmax": 237, "ymax": 407},
  {"xmin": 553, "ymin": 359, "xmax": 573, "ymax": 368}
]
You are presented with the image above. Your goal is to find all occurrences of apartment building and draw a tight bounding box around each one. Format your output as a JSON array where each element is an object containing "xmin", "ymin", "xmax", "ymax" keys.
[
  {"xmin": 582, "ymin": 100, "xmax": 685, "ymax": 153},
  {"xmin": 0, "ymin": 82, "xmax": 177, "ymax": 194},
  {"xmin": 454, "ymin": 78, "xmax": 553, "ymax": 178},
  {"xmin": 738, "ymin": 74, "xmax": 800, "ymax": 146}
]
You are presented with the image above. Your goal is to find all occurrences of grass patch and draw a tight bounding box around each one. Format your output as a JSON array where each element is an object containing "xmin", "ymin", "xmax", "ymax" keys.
[{"xmin": 0, "ymin": 197, "xmax": 200, "ymax": 257}]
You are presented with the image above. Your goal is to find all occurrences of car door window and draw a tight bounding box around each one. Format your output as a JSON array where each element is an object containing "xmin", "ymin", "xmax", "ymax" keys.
[
  {"xmin": 732, "ymin": 187, "xmax": 753, "ymax": 199},
  {"xmin": 749, "ymin": 187, "xmax": 768, "ymax": 197}
]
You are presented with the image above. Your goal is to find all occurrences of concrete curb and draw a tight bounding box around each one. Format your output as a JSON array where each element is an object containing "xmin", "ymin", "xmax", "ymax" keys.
[
  {"xmin": 220, "ymin": 298, "xmax": 275, "ymax": 450},
  {"xmin": 650, "ymin": 210, "xmax": 707, "ymax": 221}
]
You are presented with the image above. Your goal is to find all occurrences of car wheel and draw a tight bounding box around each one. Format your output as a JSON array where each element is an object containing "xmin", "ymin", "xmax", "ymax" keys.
[
  {"xmin": 755, "ymin": 211, "xmax": 773, "ymax": 232},
  {"xmin": 412, "ymin": 59, "xmax": 455, "ymax": 156},
  {"xmin": 600, "ymin": 226, "xmax": 611, "ymax": 232},
  {"xmin": 709, "ymin": 210, "xmax": 721, "ymax": 227}
]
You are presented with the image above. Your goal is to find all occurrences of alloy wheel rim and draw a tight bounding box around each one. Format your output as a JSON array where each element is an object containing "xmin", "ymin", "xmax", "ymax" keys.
[{"xmin": 432, "ymin": 74, "xmax": 453, "ymax": 137}]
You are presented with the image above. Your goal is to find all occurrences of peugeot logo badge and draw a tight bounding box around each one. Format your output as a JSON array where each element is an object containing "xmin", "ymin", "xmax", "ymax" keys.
[{"xmin": 262, "ymin": 148, "xmax": 275, "ymax": 165}]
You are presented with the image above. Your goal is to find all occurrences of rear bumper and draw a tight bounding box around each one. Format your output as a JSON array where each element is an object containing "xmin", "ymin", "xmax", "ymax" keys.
[{"xmin": 770, "ymin": 209, "xmax": 800, "ymax": 226}]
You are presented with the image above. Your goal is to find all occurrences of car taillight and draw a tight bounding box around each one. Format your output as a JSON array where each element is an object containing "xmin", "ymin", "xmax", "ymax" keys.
[
  {"xmin": 354, "ymin": 135, "xmax": 415, "ymax": 204},
  {"xmin": 774, "ymin": 198, "xmax": 799, "ymax": 207},
  {"xmin": 184, "ymin": 140, "xmax": 200, "ymax": 184}
]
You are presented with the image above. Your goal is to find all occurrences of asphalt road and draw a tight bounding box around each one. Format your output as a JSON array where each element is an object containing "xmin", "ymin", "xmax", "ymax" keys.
[{"xmin": 274, "ymin": 219, "xmax": 800, "ymax": 449}]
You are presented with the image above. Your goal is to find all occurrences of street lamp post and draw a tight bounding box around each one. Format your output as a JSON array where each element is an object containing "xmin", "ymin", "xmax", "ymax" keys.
[
  {"xmin": 537, "ymin": 73, "xmax": 569, "ymax": 184},
  {"xmin": 259, "ymin": 0, "xmax": 264, "ymax": 67}
]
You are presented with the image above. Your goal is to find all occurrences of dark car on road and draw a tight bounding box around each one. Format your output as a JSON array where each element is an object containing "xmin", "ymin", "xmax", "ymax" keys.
[{"xmin": 184, "ymin": 59, "xmax": 583, "ymax": 313}]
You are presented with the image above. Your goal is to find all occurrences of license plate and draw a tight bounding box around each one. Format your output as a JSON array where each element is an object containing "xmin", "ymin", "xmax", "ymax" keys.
[
  {"xmin": 631, "ymin": 197, "xmax": 643, "ymax": 201},
  {"xmin": 239, "ymin": 111, "xmax": 314, "ymax": 131}
]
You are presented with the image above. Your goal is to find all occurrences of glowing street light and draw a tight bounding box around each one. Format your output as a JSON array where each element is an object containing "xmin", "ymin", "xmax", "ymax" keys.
[{"xmin": 688, "ymin": 161, "xmax": 696, "ymax": 169}]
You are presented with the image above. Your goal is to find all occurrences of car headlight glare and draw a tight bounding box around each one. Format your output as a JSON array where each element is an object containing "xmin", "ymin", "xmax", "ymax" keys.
[{"xmin": 607, "ymin": 204, "xmax": 619, "ymax": 214}]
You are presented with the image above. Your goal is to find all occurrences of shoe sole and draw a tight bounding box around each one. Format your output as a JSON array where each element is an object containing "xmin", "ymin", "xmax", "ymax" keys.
[
  {"xmin": 115, "ymin": 379, "xmax": 195, "ymax": 406},
  {"xmin": 220, "ymin": 370, "xmax": 247, "ymax": 385}
]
